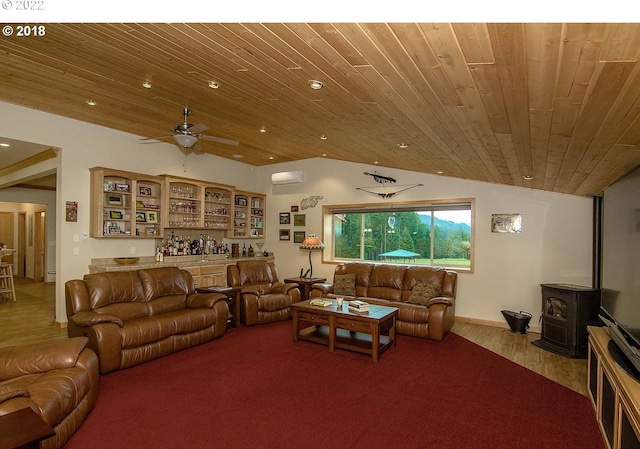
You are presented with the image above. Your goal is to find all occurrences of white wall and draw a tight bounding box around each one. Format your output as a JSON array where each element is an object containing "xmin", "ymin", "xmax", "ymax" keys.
[
  {"xmin": 0, "ymin": 101, "xmax": 594, "ymax": 328},
  {"xmin": 256, "ymin": 158, "xmax": 593, "ymax": 325}
]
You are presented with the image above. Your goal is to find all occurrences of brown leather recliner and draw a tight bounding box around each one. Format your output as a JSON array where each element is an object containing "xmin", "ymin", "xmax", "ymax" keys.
[
  {"xmin": 227, "ymin": 260, "xmax": 301, "ymax": 326},
  {"xmin": 66, "ymin": 266, "xmax": 229, "ymax": 374},
  {"xmin": 0, "ymin": 337, "xmax": 99, "ymax": 449}
]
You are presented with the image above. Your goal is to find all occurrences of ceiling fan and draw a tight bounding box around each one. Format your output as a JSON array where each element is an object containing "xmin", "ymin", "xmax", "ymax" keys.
[{"xmin": 140, "ymin": 108, "xmax": 239, "ymax": 152}]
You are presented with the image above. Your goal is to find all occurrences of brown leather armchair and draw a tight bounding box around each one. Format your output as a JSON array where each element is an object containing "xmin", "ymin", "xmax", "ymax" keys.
[
  {"xmin": 227, "ymin": 260, "xmax": 301, "ymax": 326},
  {"xmin": 0, "ymin": 337, "xmax": 99, "ymax": 449}
]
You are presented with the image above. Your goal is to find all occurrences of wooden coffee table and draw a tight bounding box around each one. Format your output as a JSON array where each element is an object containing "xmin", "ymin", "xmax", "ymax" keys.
[{"xmin": 292, "ymin": 299, "xmax": 398, "ymax": 361}]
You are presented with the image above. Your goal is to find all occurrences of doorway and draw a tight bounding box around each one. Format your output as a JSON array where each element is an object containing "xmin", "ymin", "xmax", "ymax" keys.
[
  {"xmin": 34, "ymin": 210, "xmax": 45, "ymax": 281},
  {"xmin": 0, "ymin": 212, "xmax": 14, "ymax": 266}
]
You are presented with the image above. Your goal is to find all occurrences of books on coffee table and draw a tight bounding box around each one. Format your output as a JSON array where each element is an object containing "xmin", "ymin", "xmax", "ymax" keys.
[
  {"xmin": 348, "ymin": 300, "xmax": 370, "ymax": 313},
  {"xmin": 310, "ymin": 299, "xmax": 333, "ymax": 308}
]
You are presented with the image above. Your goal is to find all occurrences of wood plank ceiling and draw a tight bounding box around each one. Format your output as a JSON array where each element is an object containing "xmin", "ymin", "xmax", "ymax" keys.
[{"xmin": 2, "ymin": 23, "xmax": 640, "ymax": 196}]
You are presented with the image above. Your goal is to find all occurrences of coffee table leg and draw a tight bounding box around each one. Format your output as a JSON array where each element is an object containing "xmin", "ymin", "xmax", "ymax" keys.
[
  {"xmin": 372, "ymin": 324, "xmax": 380, "ymax": 362},
  {"xmin": 293, "ymin": 310, "xmax": 299, "ymax": 342},
  {"xmin": 390, "ymin": 317, "xmax": 396, "ymax": 347},
  {"xmin": 329, "ymin": 316, "xmax": 336, "ymax": 352}
]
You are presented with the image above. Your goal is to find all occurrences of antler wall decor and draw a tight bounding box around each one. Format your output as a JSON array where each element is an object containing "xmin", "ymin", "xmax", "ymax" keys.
[{"xmin": 357, "ymin": 172, "xmax": 423, "ymax": 199}]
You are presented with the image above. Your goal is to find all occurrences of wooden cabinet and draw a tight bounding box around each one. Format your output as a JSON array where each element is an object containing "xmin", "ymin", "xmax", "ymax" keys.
[
  {"xmin": 181, "ymin": 264, "xmax": 226, "ymax": 288},
  {"xmin": 588, "ymin": 326, "xmax": 640, "ymax": 449},
  {"xmin": 90, "ymin": 167, "xmax": 164, "ymax": 238},
  {"xmin": 163, "ymin": 175, "xmax": 233, "ymax": 231},
  {"xmin": 229, "ymin": 191, "xmax": 265, "ymax": 239}
]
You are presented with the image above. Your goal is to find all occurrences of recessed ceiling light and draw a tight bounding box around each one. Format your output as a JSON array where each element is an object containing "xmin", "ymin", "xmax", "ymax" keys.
[
  {"xmin": 268, "ymin": 156, "xmax": 274, "ymax": 160},
  {"xmin": 308, "ymin": 80, "xmax": 324, "ymax": 90},
  {"xmin": 0, "ymin": 143, "xmax": 9, "ymax": 147},
  {"xmin": 397, "ymin": 143, "xmax": 408, "ymax": 149},
  {"xmin": 322, "ymin": 153, "xmax": 327, "ymax": 157},
  {"xmin": 232, "ymin": 154, "xmax": 243, "ymax": 159},
  {"xmin": 436, "ymin": 170, "xmax": 444, "ymax": 174},
  {"xmin": 142, "ymin": 81, "xmax": 152, "ymax": 89},
  {"xmin": 86, "ymin": 100, "xmax": 97, "ymax": 106},
  {"xmin": 208, "ymin": 81, "xmax": 219, "ymax": 89},
  {"xmin": 260, "ymin": 126, "xmax": 267, "ymax": 133},
  {"xmin": 320, "ymin": 135, "xmax": 327, "ymax": 140},
  {"xmin": 523, "ymin": 175, "xmax": 534, "ymax": 180},
  {"xmin": 374, "ymin": 161, "xmax": 379, "ymax": 165}
]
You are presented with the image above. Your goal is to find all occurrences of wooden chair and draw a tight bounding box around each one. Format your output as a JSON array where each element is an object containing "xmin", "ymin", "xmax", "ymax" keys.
[{"xmin": 0, "ymin": 263, "xmax": 16, "ymax": 302}]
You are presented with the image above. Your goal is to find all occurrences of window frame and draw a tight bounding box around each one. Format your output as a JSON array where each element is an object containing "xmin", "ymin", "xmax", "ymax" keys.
[{"xmin": 321, "ymin": 198, "xmax": 475, "ymax": 273}]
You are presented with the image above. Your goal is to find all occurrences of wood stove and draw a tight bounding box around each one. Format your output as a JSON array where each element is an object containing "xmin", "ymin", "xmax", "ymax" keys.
[{"xmin": 532, "ymin": 283, "xmax": 600, "ymax": 358}]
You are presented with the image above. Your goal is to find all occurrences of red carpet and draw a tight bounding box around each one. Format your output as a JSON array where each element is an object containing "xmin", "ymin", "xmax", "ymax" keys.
[{"xmin": 64, "ymin": 321, "xmax": 603, "ymax": 449}]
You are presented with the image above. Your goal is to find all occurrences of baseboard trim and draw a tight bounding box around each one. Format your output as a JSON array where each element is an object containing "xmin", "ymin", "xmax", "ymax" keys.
[{"xmin": 456, "ymin": 315, "xmax": 541, "ymax": 334}]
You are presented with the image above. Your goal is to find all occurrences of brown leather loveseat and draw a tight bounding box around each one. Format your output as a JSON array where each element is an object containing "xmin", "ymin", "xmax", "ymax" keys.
[
  {"xmin": 0, "ymin": 337, "xmax": 99, "ymax": 449},
  {"xmin": 310, "ymin": 263, "xmax": 457, "ymax": 341},
  {"xmin": 65, "ymin": 266, "xmax": 229, "ymax": 374}
]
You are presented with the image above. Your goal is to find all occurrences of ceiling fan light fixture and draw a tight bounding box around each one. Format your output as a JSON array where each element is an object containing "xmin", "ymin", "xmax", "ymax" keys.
[
  {"xmin": 173, "ymin": 133, "xmax": 199, "ymax": 149},
  {"xmin": 308, "ymin": 80, "xmax": 324, "ymax": 90}
]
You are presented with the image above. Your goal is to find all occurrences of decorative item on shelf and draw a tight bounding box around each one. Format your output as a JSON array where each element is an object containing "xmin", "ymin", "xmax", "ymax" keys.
[
  {"xmin": 299, "ymin": 234, "xmax": 325, "ymax": 278},
  {"xmin": 113, "ymin": 257, "xmax": 139, "ymax": 265},
  {"xmin": 356, "ymin": 171, "xmax": 423, "ymax": 199}
]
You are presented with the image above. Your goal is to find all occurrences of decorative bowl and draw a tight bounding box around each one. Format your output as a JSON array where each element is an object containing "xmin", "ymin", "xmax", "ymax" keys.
[{"xmin": 114, "ymin": 257, "xmax": 139, "ymax": 265}]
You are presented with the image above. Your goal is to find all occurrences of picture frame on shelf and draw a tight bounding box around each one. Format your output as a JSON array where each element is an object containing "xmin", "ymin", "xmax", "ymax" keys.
[
  {"xmin": 135, "ymin": 211, "xmax": 146, "ymax": 222},
  {"xmin": 108, "ymin": 225, "xmax": 120, "ymax": 235},
  {"xmin": 146, "ymin": 211, "xmax": 158, "ymax": 223},
  {"xmin": 136, "ymin": 200, "xmax": 145, "ymax": 208},
  {"xmin": 109, "ymin": 210, "xmax": 123, "ymax": 219},
  {"xmin": 279, "ymin": 229, "xmax": 290, "ymax": 241},
  {"xmin": 236, "ymin": 197, "xmax": 247, "ymax": 206},
  {"xmin": 114, "ymin": 183, "xmax": 130, "ymax": 193},
  {"xmin": 107, "ymin": 194, "xmax": 122, "ymax": 206},
  {"xmin": 279, "ymin": 212, "xmax": 290, "ymax": 225},
  {"xmin": 138, "ymin": 186, "xmax": 152, "ymax": 196},
  {"xmin": 293, "ymin": 214, "xmax": 306, "ymax": 226},
  {"xmin": 146, "ymin": 228, "xmax": 157, "ymax": 235},
  {"xmin": 294, "ymin": 231, "xmax": 305, "ymax": 243}
]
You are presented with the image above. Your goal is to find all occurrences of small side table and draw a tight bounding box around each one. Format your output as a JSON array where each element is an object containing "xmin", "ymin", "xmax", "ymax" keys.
[
  {"xmin": 284, "ymin": 277, "xmax": 326, "ymax": 301},
  {"xmin": 195, "ymin": 286, "xmax": 241, "ymax": 328},
  {"xmin": 0, "ymin": 407, "xmax": 55, "ymax": 449}
]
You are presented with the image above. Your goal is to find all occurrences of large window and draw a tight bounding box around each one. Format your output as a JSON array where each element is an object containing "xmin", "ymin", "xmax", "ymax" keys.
[{"xmin": 324, "ymin": 199, "xmax": 474, "ymax": 271}]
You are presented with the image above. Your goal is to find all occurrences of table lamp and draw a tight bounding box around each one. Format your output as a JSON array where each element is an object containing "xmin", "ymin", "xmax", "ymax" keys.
[{"xmin": 299, "ymin": 234, "xmax": 325, "ymax": 278}]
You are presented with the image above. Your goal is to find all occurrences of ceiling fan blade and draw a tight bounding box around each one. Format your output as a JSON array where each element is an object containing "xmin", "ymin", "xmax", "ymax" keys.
[
  {"xmin": 200, "ymin": 135, "xmax": 240, "ymax": 146},
  {"xmin": 139, "ymin": 135, "xmax": 173, "ymax": 143},
  {"xmin": 188, "ymin": 123, "xmax": 209, "ymax": 134},
  {"xmin": 193, "ymin": 144, "xmax": 205, "ymax": 154}
]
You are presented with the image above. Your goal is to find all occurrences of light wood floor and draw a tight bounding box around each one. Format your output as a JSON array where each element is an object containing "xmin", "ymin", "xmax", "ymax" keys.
[{"xmin": 0, "ymin": 278, "xmax": 587, "ymax": 396}]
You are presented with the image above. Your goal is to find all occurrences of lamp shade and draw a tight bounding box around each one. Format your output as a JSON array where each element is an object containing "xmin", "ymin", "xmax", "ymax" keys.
[{"xmin": 300, "ymin": 235, "xmax": 324, "ymax": 250}]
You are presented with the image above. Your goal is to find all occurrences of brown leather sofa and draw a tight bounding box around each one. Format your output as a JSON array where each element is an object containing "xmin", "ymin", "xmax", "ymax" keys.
[
  {"xmin": 227, "ymin": 260, "xmax": 302, "ymax": 326},
  {"xmin": 310, "ymin": 262, "xmax": 457, "ymax": 341},
  {"xmin": 0, "ymin": 337, "xmax": 99, "ymax": 449},
  {"xmin": 65, "ymin": 266, "xmax": 229, "ymax": 374}
]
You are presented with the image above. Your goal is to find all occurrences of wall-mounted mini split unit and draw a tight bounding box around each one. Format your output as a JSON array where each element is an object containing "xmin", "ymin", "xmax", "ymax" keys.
[{"xmin": 271, "ymin": 171, "xmax": 304, "ymax": 185}]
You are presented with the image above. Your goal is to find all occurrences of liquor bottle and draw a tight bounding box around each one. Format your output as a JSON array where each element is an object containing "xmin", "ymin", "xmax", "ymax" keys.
[{"xmin": 242, "ymin": 243, "xmax": 247, "ymax": 257}]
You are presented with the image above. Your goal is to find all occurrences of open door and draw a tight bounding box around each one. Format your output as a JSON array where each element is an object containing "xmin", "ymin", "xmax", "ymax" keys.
[
  {"xmin": 34, "ymin": 210, "xmax": 45, "ymax": 282},
  {"xmin": 0, "ymin": 212, "xmax": 15, "ymax": 265}
]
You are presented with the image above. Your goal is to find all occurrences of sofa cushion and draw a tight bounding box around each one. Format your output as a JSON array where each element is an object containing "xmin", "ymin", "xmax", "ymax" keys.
[
  {"xmin": 138, "ymin": 267, "xmax": 191, "ymax": 300},
  {"xmin": 333, "ymin": 273, "xmax": 356, "ymax": 296},
  {"xmin": 407, "ymin": 282, "xmax": 442, "ymax": 305},
  {"xmin": 83, "ymin": 271, "xmax": 147, "ymax": 309}
]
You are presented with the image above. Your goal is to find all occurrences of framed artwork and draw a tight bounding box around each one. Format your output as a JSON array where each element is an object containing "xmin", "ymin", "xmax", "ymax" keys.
[
  {"xmin": 279, "ymin": 229, "xmax": 290, "ymax": 240},
  {"xmin": 291, "ymin": 205, "xmax": 299, "ymax": 212},
  {"xmin": 65, "ymin": 201, "xmax": 78, "ymax": 222},
  {"xmin": 294, "ymin": 231, "xmax": 305, "ymax": 243},
  {"xmin": 107, "ymin": 194, "xmax": 122, "ymax": 206},
  {"xmin": 109, "ymin": 210, "xmax": 123, "ymax": 219},
  {"xmin": 138, "ymin": 186, "xmax": 152, "ymax": 196},
  {"xmin": 491, "ymin": 213, "xmax": 522, "ymax": 233},
  {"xmin": 146, "ymin": 211, "xmax": 158, "ymax": 223},
  {"xmin": 293, "ymin": 214, "xmax": 306, "ymax": 226},
  {"xmin": 108, "ymin": 225, "xmax": 120, "ymax": 235},
  {"xmin": 279, "ymin": 212, "xmax": 290, "ymax": 225},
  {"xmin": 114, "ymin": 183, "xmax": 130, "ymax": 193},
  {"xmin": 135, "ymin": 211, "xmax": 146, "ymax": 222}
]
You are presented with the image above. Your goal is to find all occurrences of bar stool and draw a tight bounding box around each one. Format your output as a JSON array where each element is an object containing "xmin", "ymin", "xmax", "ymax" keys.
[{"xmin": 0, "ymin": 263, "xmax": 16, "ymax": 302}]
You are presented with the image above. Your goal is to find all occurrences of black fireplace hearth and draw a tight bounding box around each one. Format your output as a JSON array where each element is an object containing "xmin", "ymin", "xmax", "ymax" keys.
[{"xmin": 532, "ymin": 283, "xmax": 601, "ymax": 358}]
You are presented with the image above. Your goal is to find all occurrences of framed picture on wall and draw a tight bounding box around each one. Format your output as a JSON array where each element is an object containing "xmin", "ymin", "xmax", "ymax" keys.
[
  {"xmin": 279, "ymin": 212, "xmax": 290, "ymax": 225},
  {"xmin": 293, "ymin": 214, "xmax": 306, "ymax": 226},
  {"xmin": 294, "ymin": 231, "xmax": 305, "ymax": 243},
  {"xmin": 279, "ymin": 229, "xmax": 290, "ymax": 240}
]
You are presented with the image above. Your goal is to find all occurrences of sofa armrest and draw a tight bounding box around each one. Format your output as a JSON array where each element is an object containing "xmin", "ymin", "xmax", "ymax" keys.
[
  {"xmin": 426, "ymin": 296, "xmax": 455, "ymax": 341},
  {"xmin": 0, "ymin": 337, "xmax": 89, "ymax": 381},
  {"xmin": 69, "ymin": 311, "xmax": 123, "ymax": 327},
  {"xmin": 426, "ymin": 296, "xmax": 453, "ymax": 308},
  {"xmin": 0, "ymin": 389, "xmax": 30, "ymax": 405},
  {"xmin": 187, "ymin": 292, "xmax": 228, "ymax": 309},
  {"xmin": 310, "ymin": 283, "xmax": 333, "ymax": 297},
  {"xmin": 271, "ymin": 282, "xmax": 298, "ymax": 294}
]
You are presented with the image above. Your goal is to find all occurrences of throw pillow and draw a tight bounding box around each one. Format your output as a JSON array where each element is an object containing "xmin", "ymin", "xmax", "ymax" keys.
[
  {"xmin": 407, "ymin": 282, "xmax": 441, "ymax": 305},
  {"xmin": 333, "ymin": 273, "xmax": 356, "ymax": 296}
]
